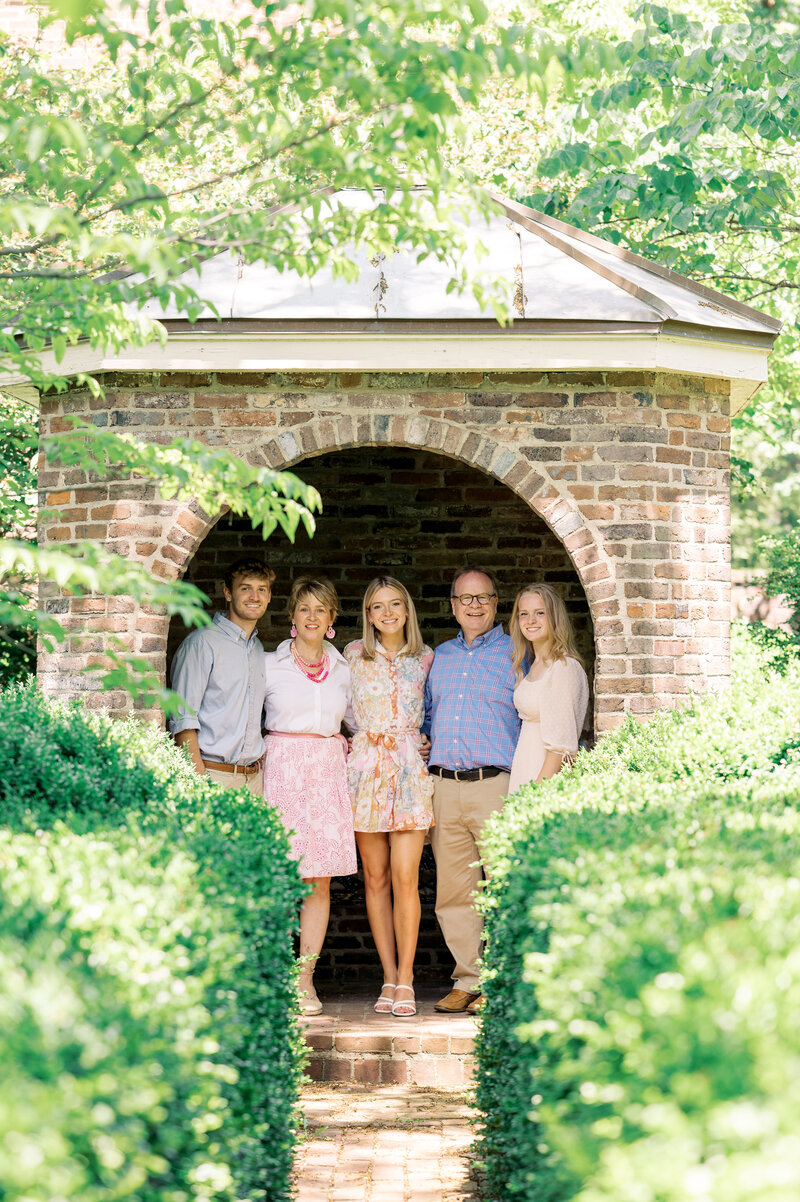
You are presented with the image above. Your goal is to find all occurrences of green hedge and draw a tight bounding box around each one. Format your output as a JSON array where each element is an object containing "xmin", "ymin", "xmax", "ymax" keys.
[
  {"xmin": 0, "ymin": 683, "xmax": 305, "ymax": 1202},
  {"xmin": 477, "ymin": 631, "xmax": 800, "ymax": 1201}
]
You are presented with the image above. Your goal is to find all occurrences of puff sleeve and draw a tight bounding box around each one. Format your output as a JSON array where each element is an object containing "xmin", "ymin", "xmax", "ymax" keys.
[{"xmin": 540, "ymin": 657, "xmax": 589, "ymax": 760}]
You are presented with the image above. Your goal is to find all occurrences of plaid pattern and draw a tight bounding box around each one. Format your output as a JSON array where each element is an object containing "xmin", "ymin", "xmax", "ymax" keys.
[{"xmin": 424, "ymin": 624, "xmax": 520, "ymax": 772}]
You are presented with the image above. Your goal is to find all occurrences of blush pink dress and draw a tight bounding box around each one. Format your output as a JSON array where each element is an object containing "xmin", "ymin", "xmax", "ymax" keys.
[
  {"xmin": 509, "ymin": 656, "xmax": 589, "ymax": 794},
  {"xmin": 262, "ymin": 640, "xmax": 357, "ymax": 878}
]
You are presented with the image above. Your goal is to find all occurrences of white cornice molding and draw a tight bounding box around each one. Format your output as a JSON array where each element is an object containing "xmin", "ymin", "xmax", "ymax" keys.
[{"xmin": 5, "ymin": 327, "xmax": 769, "ymax": 414}]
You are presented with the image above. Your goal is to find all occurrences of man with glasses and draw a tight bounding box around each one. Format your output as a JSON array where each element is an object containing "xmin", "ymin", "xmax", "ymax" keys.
[{"xmin": 424, "ymin": 566, "xmax": 520, "ymax": 1013}]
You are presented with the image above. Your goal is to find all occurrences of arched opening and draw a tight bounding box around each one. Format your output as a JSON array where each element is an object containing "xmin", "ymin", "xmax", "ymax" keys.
[{"xmin": 167, "ymin": 446, "xmax": 595, "ymax": 984}]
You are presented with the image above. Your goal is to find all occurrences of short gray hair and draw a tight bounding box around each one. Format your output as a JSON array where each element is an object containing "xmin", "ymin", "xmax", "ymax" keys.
[{"xmin": 450, "ymin": 565, "xmax": 499, "ymax": 598}]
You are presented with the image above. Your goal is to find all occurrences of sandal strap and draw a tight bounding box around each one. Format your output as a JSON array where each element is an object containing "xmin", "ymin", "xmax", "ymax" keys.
[{"xmin": 391, "ymin": 985, "xmax": 416, "ymax": 1015}]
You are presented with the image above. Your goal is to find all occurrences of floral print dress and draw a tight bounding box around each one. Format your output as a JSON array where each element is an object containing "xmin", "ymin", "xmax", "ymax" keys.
[{"xmin": 344, "ymin": 640, "xmax": 435, "ymax": 833}]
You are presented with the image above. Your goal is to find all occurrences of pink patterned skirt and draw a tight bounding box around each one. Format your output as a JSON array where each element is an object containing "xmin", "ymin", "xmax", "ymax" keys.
[{"xmin": 263, "ymin": 733, "xmax": 357, "ymax": 878}]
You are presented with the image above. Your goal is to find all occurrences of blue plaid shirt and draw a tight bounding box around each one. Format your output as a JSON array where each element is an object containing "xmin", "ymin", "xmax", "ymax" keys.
[{"xmin": 423, "ymin": 624, "xmax": 520, "ymax": 773}]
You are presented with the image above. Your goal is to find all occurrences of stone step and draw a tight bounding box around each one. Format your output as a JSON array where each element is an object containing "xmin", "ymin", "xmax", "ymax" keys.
[{"xmin": 301, "ymin": 988, "xmax": 477, "ymax": 1089}]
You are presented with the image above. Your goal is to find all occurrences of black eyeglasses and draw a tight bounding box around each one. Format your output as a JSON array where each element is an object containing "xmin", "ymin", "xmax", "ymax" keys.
[{"xmin": 452, "ymin": 593, "xmax": 497, "ymax": 605}]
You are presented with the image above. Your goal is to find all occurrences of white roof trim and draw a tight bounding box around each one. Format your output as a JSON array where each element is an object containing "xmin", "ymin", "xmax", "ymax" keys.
[{"xmin": 9, "ymin": 328, "xmax": 768, "ymax": 413}]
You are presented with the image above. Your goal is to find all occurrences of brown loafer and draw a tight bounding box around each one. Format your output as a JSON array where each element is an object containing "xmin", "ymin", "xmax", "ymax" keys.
[
  {"xmin": 434, "ymin": 988, "xmax": 481, "ymax": 1013},
  {"xmin": 466, "ymin": 994, "xmax": 484, "ymax": 1014}
]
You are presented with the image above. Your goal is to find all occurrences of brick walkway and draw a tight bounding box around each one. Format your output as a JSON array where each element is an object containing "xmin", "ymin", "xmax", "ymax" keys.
[{"xmin": 294, "ymin": 989, "xmax": 482, "ymax": 1201}]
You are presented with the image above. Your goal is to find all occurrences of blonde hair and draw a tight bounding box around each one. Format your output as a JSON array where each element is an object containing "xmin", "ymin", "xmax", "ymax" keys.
[
  {"xmin": 287, "ymin": 574, "xmax": 338, "ymax": 625},
  {"xmin": 510, "ymin": 582, "xmax": 584, "ymax": 683},
  {"xmin": 359, "ymin": 576, "xmax": 424, "ymax": 660}
]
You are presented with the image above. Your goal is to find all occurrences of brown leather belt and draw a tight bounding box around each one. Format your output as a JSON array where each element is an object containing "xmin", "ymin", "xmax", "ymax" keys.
[{"xmin": 202, "ymin": 759, "xmax": 262, "ymax": 777}]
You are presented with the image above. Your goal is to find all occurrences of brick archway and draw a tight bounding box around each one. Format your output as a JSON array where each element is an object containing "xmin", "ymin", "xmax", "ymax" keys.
[
  {"xmin": 170, "ymin": 445, "xmax": 594, "ymax": 668},
  {"xmin": 179, "ymin": 413, "xmax": 613, "ymax": 606},
  {"xmin": 161, "ymin": 413, "xmax": 614, "ymax": 729},
  {"xmin": 163, "ymin": 431, "xmax": 603, "ymax": 989}
]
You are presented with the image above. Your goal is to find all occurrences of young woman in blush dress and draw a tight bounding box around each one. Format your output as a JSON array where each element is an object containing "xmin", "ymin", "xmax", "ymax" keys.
[
  {"xmin": 508, "ymin": 582, "xmax": 589, "ymax": 794},
  {"xmin": 263, "ymin": 575, "xmax": 357, "ymax": 1016},
  {"xmin": 345, "ymin": 577, "xmax": 434, "ymax": 1018}
]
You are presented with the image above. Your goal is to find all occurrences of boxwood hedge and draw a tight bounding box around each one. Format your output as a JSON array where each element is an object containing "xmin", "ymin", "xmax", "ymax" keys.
[
  {"xmin": 0, "ymin": 683, "xmax": 305, "ymax": 1202},
  {"xmin": 477, "ymin": 631, "xmax": 800, "ymax": 1202}
]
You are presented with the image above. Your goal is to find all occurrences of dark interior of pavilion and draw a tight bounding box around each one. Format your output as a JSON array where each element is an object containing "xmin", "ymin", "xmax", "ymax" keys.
[{"xmin": 166, "ymin": 446, "xmax": 595, "ymax": 983}]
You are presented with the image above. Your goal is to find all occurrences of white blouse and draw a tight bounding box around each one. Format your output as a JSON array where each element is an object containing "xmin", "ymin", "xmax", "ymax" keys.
[{"xmin": 264, "ymin": 639, "xmax": 354, "ymax": 735}]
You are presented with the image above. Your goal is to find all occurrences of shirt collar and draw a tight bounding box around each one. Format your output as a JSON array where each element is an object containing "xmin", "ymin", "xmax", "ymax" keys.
[
  {"xmin": 375, "ymin": 641, "xmax": 403, "ymax": 661},
  {"xmin": 455, "ymin": 622, "xmax": 505, "ymax": 650},
  {"xmin": 213, "ymin": 612, "xmax": 260, "ymax": 646}
]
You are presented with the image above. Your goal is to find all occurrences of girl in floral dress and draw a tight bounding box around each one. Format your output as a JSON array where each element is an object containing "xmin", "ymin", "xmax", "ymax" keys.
[{"xmin": 345, "ymin": 577, "xmax": 434, "ymax": 1017}]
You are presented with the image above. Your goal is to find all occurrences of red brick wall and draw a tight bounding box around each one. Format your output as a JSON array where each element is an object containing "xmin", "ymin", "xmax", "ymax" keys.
[{"xmin": 38, "ymin": 367, "xmax": 732, "ymax": 732}]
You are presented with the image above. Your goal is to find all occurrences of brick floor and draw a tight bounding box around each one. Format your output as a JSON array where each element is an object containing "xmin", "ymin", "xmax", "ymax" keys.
[
  {"xmin": 294, "ymin": 990, "xmax": 484, "ymax": 1200},
  {"xmin": 294, "ymin": 1085, "xmax": 481, "ymax": 1202}
]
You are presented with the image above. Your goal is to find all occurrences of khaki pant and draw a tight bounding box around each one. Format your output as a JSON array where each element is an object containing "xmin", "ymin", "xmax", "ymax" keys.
[
  {"xmin": 430, "ymin": 771, "xmax": 509, "ymax": 993},
  {"xmin": 204, "ymin": 766, "xmax": 263, "ymax": 797}
]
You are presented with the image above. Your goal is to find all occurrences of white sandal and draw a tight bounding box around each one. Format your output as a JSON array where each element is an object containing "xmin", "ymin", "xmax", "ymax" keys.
[
  {"xmin": 298, "ymin": 984, "xmax": 323, "ymax": 1015},
  {"xmin": 374, "ymin": 983, "xmax": 396, "ymax": 1013},
  {"xmin": 391, "ymin": 985, "xmax": 416, "ymax": 1018}
]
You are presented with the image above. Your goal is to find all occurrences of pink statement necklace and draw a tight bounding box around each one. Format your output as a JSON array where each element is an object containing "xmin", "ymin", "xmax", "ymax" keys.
[{"xmin": 291, "ymin": 641, "xmax": 330, "ymax": 683}]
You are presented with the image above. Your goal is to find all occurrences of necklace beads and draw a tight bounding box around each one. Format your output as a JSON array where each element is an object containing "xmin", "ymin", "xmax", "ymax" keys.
[{"xmin": 291, "ymin": 641, "xmax": 330, "ymax": 683}]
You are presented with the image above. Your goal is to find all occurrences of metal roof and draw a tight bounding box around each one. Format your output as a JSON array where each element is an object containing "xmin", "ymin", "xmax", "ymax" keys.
[
  {"xmin": 139, "ymin": 189, "xmax": 780, "ymax": 340},
  {"xmin": 4, "ymin": 189, "xmax": 779, "ymax": 415}
]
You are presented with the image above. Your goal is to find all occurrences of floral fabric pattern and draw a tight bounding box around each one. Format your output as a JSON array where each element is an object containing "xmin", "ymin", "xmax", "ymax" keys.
[{"xmin": 345, "ymin": 640, "xmax": 435, "ymax": 833}]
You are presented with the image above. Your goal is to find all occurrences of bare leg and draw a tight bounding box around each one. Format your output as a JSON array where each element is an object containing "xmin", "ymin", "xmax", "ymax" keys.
[
  {"xmin": 390, "ymin": 830, "xmax": 426, "ymax": 989},
  {"xmin": 298, "ymin": 876, "xmax": 331, "ymax": 999},
  {"xmin": 357, "ymin": 832, "xmax": 397, "ymax": 985}
]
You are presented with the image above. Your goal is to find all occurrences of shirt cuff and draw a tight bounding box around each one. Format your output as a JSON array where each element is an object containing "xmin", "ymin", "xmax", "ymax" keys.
[{"xmin": 169, "ymin": 717, "xmax": 200, "ymax": 736}]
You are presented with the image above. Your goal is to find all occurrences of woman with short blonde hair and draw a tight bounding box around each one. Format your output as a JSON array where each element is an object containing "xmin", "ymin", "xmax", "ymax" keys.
[
  {"xmin": 508, "ymin": 582, "xmax": 589, "ymax": 793},
  {"xmin": 263, "ymin": 574, "xmax": 357, "ymax": 1016},
  {"xmin": 345, "ymin": 576, "xmax": 434, "ymax": 1018}
]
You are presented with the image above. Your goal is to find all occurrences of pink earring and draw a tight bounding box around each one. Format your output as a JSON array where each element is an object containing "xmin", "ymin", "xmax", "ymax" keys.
[
  {"xmin": 290, "ymin": 624, "xmax": 298, "ymax": 638},
  {"xmin": 326, "ymin": 625, "xmax": 335, "ymax": 639}
]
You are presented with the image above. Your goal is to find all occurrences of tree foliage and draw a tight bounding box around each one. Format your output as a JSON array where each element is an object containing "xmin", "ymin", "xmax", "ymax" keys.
[
  {"xmin": 0, "ymin": 0, "xmax": 553, "ymax": 695},
  {"xmin": 455, "ymin": 0, "xmax": 800, "ymax": 567},
  {"xmin": 0, "ymin": 0, "xmax": 543, "ymax": 393},
  {"xmin": 516, "ymin": 2, "xmax": 800, "ymax": 295},
  {"xmin": 0, "ymin": 394, "xmax": 39, "ymax": 684}
]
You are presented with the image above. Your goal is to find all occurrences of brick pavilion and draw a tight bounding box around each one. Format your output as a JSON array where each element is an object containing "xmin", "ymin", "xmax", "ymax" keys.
[{"xmin": 23, "ymin": 189, "xmax": 780, "ymax": 738}]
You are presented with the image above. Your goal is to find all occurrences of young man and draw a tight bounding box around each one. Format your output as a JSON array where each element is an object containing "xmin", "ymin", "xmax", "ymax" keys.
[
  {"xmin": 170, "ymin": 557, "xmax": 274, "ymax": 794},
  {"xmin": 424, "ymin": 566, "xmax": 520, "ymax": 1013}
]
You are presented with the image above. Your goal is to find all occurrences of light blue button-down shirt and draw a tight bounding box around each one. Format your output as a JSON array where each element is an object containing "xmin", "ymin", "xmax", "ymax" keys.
[{"xmin": 169, "ymin": 613, "xmax": 266, "ymax": 764}]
